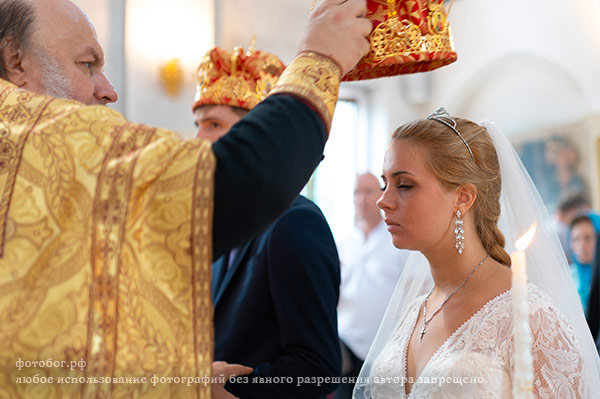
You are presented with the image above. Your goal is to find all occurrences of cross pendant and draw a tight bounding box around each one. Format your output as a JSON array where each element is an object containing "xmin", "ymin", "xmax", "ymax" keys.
[{"xmin": 419, "ymin": 326, "xmax": 426, "ymax": 342}]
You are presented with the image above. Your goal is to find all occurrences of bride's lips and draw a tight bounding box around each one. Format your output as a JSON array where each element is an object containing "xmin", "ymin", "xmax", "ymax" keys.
[{"xmin": 385, "ymin": 219, "xmax": 400, "ymax": 232}]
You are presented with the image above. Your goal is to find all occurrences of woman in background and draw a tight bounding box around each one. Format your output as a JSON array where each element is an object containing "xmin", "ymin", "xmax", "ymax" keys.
[{"xmin": 568, "ymin": 214, "xmax": 598, "ymax": 313}]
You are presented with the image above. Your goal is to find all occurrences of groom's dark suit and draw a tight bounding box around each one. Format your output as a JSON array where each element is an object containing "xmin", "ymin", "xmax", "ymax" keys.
[{"xmin": 212, "ymin": 195, "xmax": 341, "ymax": 399}]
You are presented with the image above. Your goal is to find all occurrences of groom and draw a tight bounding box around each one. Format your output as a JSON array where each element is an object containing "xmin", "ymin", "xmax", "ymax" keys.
[{"xmin": 193, "ymin": 46, "xmax": 342, "ymax": 399}]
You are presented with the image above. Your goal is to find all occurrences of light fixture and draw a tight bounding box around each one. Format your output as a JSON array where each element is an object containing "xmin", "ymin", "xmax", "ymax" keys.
[
  {"xmin": 126, "ymin": 0, "xmax": 214, "ymax": 100},
  {"xmin": 159, "ymin": 58, "xmax": 184, "ymax": 97}
]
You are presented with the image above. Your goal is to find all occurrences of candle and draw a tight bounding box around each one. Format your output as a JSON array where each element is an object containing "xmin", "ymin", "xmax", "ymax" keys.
[{"xmin": 511, "ymin": 223, "xmax": 536, "ymax": 399}]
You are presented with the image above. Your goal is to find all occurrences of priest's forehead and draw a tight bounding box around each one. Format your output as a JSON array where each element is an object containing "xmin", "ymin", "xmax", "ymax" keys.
[{"xmin": 30, "ymin": 0, "xmax": 103, "ymax": 59}]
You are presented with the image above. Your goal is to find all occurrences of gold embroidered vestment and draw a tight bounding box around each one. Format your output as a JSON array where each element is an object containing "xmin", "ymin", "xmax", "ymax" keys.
[{"xmin": 0, "ymin": 79, "xmax": 215, "ymax": 399}]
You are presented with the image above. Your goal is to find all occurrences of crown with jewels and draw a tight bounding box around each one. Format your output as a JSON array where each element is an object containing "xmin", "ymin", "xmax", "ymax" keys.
[
  {"xmin": 193, "ymin": 45, "xmax": 285, "ymax": 111},
  {"xmin": 343, "ymin": 0, "xmax": 457, "ymax": 81}
]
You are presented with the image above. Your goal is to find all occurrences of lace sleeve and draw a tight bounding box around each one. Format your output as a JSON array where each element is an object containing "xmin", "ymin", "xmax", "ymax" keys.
[{"xmin": 508, "ymin": 301, "xmax": 588, "ymax": 399}]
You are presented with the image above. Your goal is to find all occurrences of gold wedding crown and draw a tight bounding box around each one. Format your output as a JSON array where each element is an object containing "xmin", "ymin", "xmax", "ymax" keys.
[
  {"xmin": 193, "ymin": 44, "xmax": 285, "ymax": 111},
  {"xmin": 343, "ymin": 0, "xmax": 457, "ymax": 81}
]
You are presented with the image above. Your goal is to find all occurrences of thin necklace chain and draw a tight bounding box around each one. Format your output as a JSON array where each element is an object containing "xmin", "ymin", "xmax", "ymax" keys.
[{"xmin": 419, "ymin": 254, "xmax": 490, "ymax": 342}]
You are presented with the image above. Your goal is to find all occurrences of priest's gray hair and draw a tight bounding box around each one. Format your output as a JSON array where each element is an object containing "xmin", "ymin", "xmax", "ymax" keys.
[{"xmin": 0, "ymin": 0, "xmax": 35, "ymax": 80}]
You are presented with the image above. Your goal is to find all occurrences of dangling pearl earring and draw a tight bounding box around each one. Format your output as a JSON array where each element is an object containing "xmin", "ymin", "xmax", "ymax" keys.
[{"xmin": 454, "ymin": 210, "xmax": 465, "ymax": 254}]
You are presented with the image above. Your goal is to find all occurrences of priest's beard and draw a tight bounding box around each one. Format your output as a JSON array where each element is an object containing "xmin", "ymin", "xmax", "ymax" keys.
[{"xmin": 33, "ymin": 49, "xmax": 73, "ymax": 100}]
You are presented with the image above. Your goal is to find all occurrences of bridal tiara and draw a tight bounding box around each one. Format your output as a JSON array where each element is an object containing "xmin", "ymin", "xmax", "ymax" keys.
[{"xmin": 427, "ymin": 107, "xmax": 476, "ymax": 162}]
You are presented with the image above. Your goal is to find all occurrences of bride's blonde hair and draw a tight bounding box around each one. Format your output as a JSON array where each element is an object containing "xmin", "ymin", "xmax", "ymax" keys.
[{"xmin": 391, "ymin": 117, "xmax": 512, "ymax": 266}]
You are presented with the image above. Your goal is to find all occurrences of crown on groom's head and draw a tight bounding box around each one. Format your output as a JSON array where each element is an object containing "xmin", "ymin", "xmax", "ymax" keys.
[{"xmin": 193, "ymin": 45, "xmax": 285, "ymax": 111}]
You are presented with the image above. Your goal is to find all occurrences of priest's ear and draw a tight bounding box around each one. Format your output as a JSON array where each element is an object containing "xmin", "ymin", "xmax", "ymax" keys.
[
  {"xmin": 0, "ymin": 37, "xmax": 27, "ymax": 86},
  {"xmin": 454, "ymin": 183, "xmax": 477, "ymax": 214}
]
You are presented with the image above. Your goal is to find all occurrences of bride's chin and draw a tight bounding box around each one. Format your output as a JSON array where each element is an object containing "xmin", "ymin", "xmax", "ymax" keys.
[{"xmin": 391, "ymin": 237, "xmax": 411, "ymax": 250}]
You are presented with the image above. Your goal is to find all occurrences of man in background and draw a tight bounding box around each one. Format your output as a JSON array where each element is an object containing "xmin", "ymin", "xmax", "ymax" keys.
[
  {"xmin": 0, "ymin": 0, "xmax": 370, "ymax": 397},
  {"xmin": 194, "ymin": 46, "xmax": 341, "ymax": 399},
  {"xmin": 335, "ymin": 172, "xmax": 410, "ymax": 398}
]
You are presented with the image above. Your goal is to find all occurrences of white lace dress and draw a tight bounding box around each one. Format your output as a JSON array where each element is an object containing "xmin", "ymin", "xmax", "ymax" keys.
[{"xmin": 370, "ymin": 283, "xmax": 588, "ymax": 398}]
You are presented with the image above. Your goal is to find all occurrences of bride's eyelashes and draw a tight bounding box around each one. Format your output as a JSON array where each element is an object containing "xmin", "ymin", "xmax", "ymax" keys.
[
  {"xmin": 379, "ymin": 176, "xmax": 387, "ymax": 192},
  {"xmin": 379, "ymin": 177, "xmax": 414, "ymax": 192},
  {"xmin": 379, "ymin": 184, "xmax": 414, "ymax": 191}
]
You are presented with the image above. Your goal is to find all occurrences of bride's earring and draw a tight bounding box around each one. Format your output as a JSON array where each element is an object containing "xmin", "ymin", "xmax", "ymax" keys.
[{"xmin": 455, "ymin": 210, "xmax": 465, "ymax": 254}]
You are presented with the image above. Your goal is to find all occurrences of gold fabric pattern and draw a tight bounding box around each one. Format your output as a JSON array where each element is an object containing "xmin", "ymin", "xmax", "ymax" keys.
[
  {"xmin": 268, "ymin": 51, "xmax": 341, "ymax": 133},
  {"xmin": 0, "ymin": 79, "xmax": 215, "ymax": 399},
  {"xmin": 0, "ymin": 88, "xmax": 53, "ymax": 257}
]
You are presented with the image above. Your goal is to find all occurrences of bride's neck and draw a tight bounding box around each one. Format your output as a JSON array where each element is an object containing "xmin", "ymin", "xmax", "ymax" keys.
[{"xmin": 425, "ymin": 243, "xmax": 489, "ymax": 293}]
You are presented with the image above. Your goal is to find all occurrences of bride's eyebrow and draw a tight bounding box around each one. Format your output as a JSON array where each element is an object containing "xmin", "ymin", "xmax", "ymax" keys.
[{"xmin": 391, "ymin": 171, "xmax": 416, "ymax": 178}]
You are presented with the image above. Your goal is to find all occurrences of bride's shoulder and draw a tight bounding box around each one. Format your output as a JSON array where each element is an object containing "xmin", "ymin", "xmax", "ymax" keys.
[
  {"xmin": 488, "ymin": 282, "xmax": 560, "ymax": 314},
  {"xmin": 526, "ymin": 282, "xmax": 564, "ymax": 313},
  {"xmin": 473, "ymin": 283, "xmax": 566, "ymax": 323},
  {"xmin": 526, "ymin": 283, "xmax": 578, "ymax": 332},
  {"xmin": 489, "ymin": 283, "xmax": 578, "ymax": 338}
]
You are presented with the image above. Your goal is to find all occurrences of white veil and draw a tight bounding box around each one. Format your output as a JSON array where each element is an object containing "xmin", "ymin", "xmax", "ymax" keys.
[{"xmin": 353, "ymin": 120, "xmax": 600, "ymax": 398}]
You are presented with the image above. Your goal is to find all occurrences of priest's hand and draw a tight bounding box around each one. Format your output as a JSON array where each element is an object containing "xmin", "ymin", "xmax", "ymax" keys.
[
  {"xmin": 298, "ymin": 0, "xmax": 371, "ymax": 75},
  {"xmin": 211, "ymin": 361, "xmax": 253, "ymax": 399}
]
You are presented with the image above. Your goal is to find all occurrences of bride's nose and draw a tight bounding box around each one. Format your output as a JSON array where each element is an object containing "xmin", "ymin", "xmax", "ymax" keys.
[{"xmin": 377, "ymin": 189, "xmax": 393, "ymax": 211}]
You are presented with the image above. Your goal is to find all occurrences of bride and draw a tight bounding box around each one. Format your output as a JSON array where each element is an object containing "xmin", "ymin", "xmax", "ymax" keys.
[{"xmin": 353, "ymin": 109, "xmax": 600, "ymax": 398}]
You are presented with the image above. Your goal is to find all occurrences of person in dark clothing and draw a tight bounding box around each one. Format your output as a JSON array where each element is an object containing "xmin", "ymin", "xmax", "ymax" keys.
[
  {"xmin": 585, "ymin": 234, "xmax": 600, "ymax": 352},
  {"xmin": 194, "ymin": 46, "xmax": 341, "ymax": 398}
]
